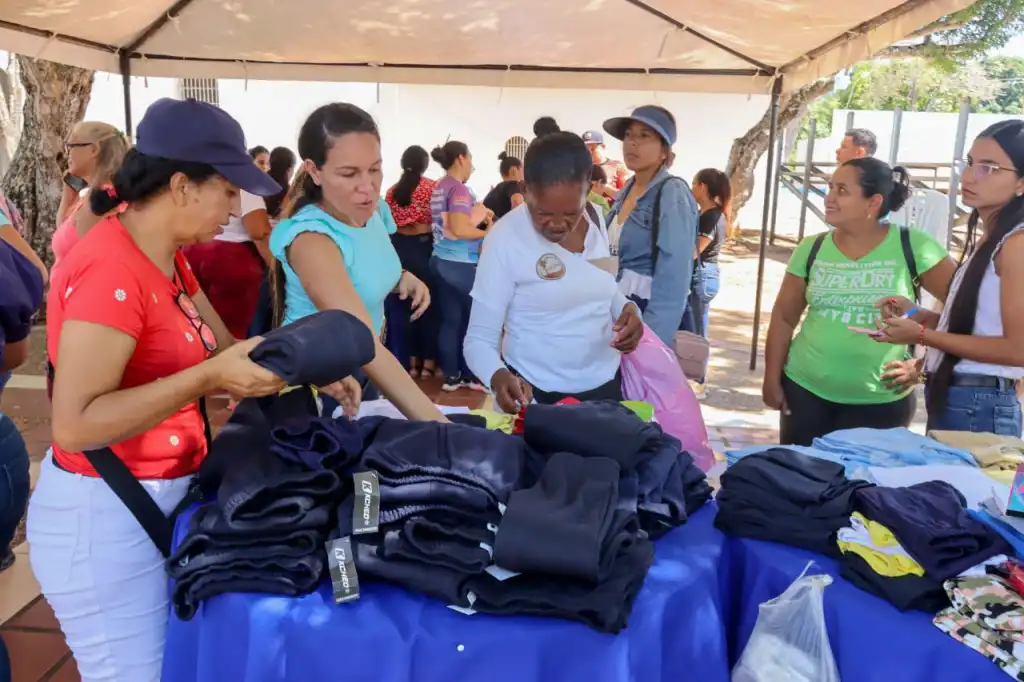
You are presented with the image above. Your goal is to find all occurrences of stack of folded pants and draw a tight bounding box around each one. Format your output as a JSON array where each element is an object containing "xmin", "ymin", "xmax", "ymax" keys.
[
  {"xmin": 833, "ymin": 481, "xmax": 1012, "ymax": 613},
  {"xmin": 169, "ymin": 449, "xmax": 342, "ymax": 620},
  {"xmin": 328, "ymin": 417, "xmax": 538, "ymax": 607},
  {"xmin": 521, "ymin": 400, "xmax": 713, "ymax": 538},
  {"xmin": 835, "ymin": 511, "xmax": 949, "ymax": 612},
  {"xmin": 468, "ymin": 452, "xmax": 655, "ymax": 633},
  {"xmin": 715, "ymin": 448, "xmax": 873, "ymax": 556}
]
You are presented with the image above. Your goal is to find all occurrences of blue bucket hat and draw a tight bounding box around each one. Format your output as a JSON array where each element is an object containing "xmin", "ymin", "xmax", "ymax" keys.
[
  {"xmin": 135, "ymin": 98, "xmax": 281, "ymax": 197},
  {"xmin": 603, "ymin": 105, "xmax": 677, "ymax": 147}
]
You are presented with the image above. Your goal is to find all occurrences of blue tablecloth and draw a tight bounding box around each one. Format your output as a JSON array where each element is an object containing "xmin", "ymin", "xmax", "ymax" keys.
[
  {"xmin": 724, "ymin": 534, "xmax": 1006, "ymax": 682},
  {"xmin": 162, "ymin": 504, "xmax": 732, "ymax": 682},
  {"xmin": 163, "ymin": 503, "xmax": 1008, "ymax": 682}
]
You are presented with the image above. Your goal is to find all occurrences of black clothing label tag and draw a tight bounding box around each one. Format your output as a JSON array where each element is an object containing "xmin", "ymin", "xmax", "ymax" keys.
[
  {"xmin": 352, "ymin": 470, "xmax": 380, "ymax": 535},
  {"xmin": 326, "ymin": 536, "xmax": 360, "ymax": 604}
]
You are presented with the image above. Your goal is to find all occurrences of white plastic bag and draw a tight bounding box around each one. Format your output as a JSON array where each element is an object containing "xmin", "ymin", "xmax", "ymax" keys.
[{"xmin": 732, "ymin": 564, "xmax": 840, "ymax": 682}]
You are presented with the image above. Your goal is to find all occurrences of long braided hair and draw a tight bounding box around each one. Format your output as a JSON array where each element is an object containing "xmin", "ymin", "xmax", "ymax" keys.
[{"xmin": 928, "ymin": 120, "xmax": 1024, "ymax": 413}]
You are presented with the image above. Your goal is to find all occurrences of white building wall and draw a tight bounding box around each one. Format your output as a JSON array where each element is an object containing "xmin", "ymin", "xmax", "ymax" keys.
[{"xmin": 83, "ymin": 74, "xmax": 772, "ymax": 226}]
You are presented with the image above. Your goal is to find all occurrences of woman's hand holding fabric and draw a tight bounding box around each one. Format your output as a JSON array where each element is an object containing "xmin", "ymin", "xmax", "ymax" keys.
[
  {"xmin": 611, "ymin": 303, "xmax": 643, "ymax": 353},
  {"xmin": 318, "ymin": 376, "xmax": 363, "ymax": 417},
  {"xmin": 491, "ymin": 368, "xmax": 532, "ymax": 414},
  {"xmin": 395, "ymin": 270, "xmax": 431, "ymax": 320},
  {"xmin": 206, "ymin": 336, "xmax": 287, "ymax": 398}
]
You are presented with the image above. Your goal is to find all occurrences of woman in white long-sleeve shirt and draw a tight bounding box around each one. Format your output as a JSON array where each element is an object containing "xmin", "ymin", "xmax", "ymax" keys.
[{"xmin": 464, "ymin": 132, "xmax": 643, "ymax": 413}]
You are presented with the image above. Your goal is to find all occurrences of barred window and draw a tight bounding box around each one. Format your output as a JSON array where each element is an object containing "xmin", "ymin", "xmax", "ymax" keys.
[
  {"xmin": 503, "ymin": 136, "xmax": 528, "ymax": 163},
  {"xmin": 178, "ymin": 78, "xmax": 220, "ymax": 107}
]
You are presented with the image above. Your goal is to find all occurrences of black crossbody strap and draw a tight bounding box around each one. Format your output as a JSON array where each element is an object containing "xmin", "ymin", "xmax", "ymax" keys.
[
  {"xmin": 44, "ymin": 258, "xmax": 211, "ymax": 557},
  {"xmin": 803, "ymin": 232, "xmax": 828, "ymax": 285}
]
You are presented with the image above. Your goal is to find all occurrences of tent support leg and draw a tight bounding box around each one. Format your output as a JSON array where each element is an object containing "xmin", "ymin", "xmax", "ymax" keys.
[
  {"xmin": 749, "ymin": 76, "xmax": 783, "ymax": 371},
  {"xmin": 119, "ymin": 53, "xmax": 133, "ymax": 139}
]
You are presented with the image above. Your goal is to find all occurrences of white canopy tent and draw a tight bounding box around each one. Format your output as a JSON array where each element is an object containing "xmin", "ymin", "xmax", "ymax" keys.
[{"xmin": 0, "ymin": 0, "xmax": 976, "ymax": 366}]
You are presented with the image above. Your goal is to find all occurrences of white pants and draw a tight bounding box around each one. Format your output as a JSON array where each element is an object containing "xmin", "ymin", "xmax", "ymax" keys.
[{"xmin": 27, "ymin": 453, "xmax": 192, "ymax": 682}]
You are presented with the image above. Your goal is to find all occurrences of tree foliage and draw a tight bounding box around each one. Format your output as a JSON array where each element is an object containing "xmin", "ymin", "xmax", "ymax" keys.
[{"xmin": 731, "ymin": 0, "xmax": 1024, "ymax": 220}]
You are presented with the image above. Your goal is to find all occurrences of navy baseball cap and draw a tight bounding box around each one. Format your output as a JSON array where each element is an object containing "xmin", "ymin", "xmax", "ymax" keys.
[
  {"xmin": 603, "ymin": 105, "xmax": 677, "ymax": 147},
  {"xmin": 582, "ymin": 130, "xmax": 605, "ymax": 145},
  {"xmin": 135, "ymin": 98, "xmax": 281, "ymax": 197}
]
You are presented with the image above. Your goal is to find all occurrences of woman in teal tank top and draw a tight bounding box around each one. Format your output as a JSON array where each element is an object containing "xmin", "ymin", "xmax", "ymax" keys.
[{"xmin": 269, "ymin": 103, "xmax": 447, "ymax": 422}]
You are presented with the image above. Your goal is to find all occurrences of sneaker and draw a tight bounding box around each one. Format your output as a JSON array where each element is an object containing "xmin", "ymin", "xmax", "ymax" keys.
[
  {"xmin": 441, "ymin": 375, "xmax": 464, "ymax": 392},
  {"xmin": 462, "ymin": 375, "xmax": 490, "ymax": 393},
  {"xmin": 691, "ymin": 381, "xmax": 708, "ymax": 401}
]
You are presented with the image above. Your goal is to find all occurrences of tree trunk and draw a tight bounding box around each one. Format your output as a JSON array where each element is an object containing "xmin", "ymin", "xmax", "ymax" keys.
[
  {"xmin": 0, "ymin": 58, "xmax": 25, "ymax": 178},
  {"xmin": 725, "ymin": 78, "xmax": 835, "ymax": 229},
  {"xmin": 2, "ymin": 57, "xmax": 93, "ymax": 271}
]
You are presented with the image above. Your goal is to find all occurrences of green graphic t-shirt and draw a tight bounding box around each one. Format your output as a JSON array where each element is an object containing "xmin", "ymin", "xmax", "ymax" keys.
[{"xmin": 784, "ymin": 226, "xmax": 948, "ymax": 405}]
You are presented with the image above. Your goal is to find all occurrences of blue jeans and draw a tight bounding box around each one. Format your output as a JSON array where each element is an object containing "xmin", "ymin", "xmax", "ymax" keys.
[
  {"xmin": 0, "ymin": 413, "xmax": 30, "ymax": 558},
  {"xmin": 680, "ymin": 262, "xmax": 720, "ymax": 338},
  {"xmin": 430, "ymin": 257, "xmax": 476, "ymax": 378},
  {"xmin": 926, "ymin": 383, "xmax": 1023, "ymax": 436}
]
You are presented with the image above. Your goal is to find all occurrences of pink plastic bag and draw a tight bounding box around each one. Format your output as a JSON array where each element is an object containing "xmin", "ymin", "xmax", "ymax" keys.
[{"xmin": 621, "ymin": 325, "xmax": 715, "ymax": 471}]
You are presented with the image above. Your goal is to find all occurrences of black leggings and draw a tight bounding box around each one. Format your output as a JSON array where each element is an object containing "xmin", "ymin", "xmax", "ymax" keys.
[
  {"xmin": 387, "ymin": 233, "xmax": 440, "ymax": 365},
  {"xmin": 779, "ymin": 374, "xmax": 916, "ymax": 446}
]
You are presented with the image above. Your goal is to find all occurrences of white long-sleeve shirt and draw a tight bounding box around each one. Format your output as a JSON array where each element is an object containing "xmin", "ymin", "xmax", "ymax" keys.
[{"xmin": 464, "ymin": 203, "xmax": 629, "ymax": 394}]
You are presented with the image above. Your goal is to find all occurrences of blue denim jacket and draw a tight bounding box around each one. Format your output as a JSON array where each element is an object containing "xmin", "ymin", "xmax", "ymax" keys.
[{"xmin": 608, "ymin": 169, "xmax": 699, "ymax": 346}]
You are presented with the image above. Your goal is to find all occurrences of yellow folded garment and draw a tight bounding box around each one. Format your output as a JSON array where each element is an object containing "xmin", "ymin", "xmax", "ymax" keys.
[
  {"xmin": 983, "ymin": 468, "xmax": 1016, "ymax": 486},
  {"xmin": 854, "ymin": 512, "xmax": 901, "ymax": 548},
  {"xmin": 837, "ymin": 540, "xmax": 925, "ymax": 577},
  {"xmin": 929, "ymin": 430, "xmax": 1024, "ymax": 471},
  {"xmin": 837, "ymin": 513, "xmax": 926, "ymax": 578},
  {"xmin": 468, "ymin": 409, "xmax": 516, "ymax": 434}
]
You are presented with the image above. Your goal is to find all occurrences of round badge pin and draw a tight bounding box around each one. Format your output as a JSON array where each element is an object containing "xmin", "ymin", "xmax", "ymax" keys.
[{"xmin": 536, "ymin": 253, "xmax": 566, "ymax": 280}]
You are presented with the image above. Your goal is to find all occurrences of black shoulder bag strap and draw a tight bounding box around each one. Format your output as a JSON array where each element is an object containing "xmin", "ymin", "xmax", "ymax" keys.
[
  {"xmin": 803, "ymin": 232, "xmax": 829, "ymax": 285},
  {"xmin": 899, "ymin": 225, "xmax": 921, "ymax": 302},
  {"xmin": 584, "ymin": 202, "xmax": 604, "ymax": 236},
  {"xmin": 45, "ymin": 260, "xmax": 210, "ymax": 558}
]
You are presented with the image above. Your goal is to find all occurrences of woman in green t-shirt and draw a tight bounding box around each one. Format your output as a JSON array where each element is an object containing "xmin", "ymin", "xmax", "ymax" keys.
[{"xmin": 763, "ymin": 158, "xmax": 957, "ymax": 445}]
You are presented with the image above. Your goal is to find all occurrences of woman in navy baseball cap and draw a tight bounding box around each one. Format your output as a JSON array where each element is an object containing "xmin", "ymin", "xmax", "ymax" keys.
[
  {"xmin": 28, "ymin": 98, "xmax": 290, "ymax": 681},
  {"xmin": 602, "ymin": 105, "xmax": 701, "ymax": 354}
]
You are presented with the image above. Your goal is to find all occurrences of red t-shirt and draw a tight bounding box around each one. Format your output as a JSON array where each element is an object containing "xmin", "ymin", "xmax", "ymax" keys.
[
  {"xmin": 385, "ymin": 177, "xmax": 436, "ymax": 228},
  {"xmin": 47, "ymin": 216, "xmax": 210, "ymax": 479},
  {"xmin": 601, "ymin": 159, "xmax": 629, "ymax": 191}
]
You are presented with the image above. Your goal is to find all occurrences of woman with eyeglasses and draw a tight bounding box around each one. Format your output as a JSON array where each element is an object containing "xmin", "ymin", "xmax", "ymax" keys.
[
  {"xmin": 27, "ymin": 99, "xmax": 287, "ymax": 681},
  {"xmin": 876, "ymin": 120, "xmax": 1024, "ymax": 435},
  {"xmin": 464, "ymin": 132, "xmax": 642, "ymax": 413},
  {"xmin": 53, "ymin": 122, "xmax": 129, "ymax": 278}
]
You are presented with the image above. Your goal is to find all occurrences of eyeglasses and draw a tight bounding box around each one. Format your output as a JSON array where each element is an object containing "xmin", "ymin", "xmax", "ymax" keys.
[
  {"xmin": 64, "ymin": 142, "xmax": 92, "ymax": 152},
  {"xmin": 175, "ymin": 290, "xmax": 218, "ymax": 353},
  {"xmin": 955, "ymin": 158, "xmax": 1018, "ymax": 180}
]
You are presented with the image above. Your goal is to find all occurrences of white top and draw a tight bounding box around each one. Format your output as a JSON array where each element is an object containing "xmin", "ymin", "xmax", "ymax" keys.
[
  {"xmin": 925, "ymin": 226, "xmax": 1024, "ymax": 380},
  {"xmin": 215, "ymin": 191, "xmax": 267, "ymax": 243},
  {"xmin": 464, "ymin": 203, "xmax": 630, "ymax": 393}
]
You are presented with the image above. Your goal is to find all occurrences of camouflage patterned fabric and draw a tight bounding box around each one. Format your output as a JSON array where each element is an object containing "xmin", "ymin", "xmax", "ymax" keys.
[{"xmin": 934, "ymin": 575, "xmax": 1024, "ymax": 680}]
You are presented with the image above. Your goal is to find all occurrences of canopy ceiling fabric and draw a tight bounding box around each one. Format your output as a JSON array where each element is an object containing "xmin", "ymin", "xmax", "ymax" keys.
[{"xmin": 0, "ymin": 0, "xmax": 975, "ymax": 93}]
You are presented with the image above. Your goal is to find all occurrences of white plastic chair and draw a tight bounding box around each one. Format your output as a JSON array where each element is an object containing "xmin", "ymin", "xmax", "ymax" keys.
[{"xmin": 889, "ymin": 189, "xmax": 949, "ymax": 311}]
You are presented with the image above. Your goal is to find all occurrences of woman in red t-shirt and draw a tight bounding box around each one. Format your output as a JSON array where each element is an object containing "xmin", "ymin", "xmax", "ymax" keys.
[
  {"xmin": 26, "ymin": 98, "xmax": 286, "ymax": 682},
  {"xmin": 384, "ymin": 145, "xmax": 441, "ymax": 378}
]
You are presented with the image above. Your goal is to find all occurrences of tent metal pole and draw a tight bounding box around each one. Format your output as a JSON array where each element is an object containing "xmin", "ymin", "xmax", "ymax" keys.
[
  {"xmin": 888, "ymin": 106, "xmax": 903, "ymax": 166},
  {"xmin": 768, "ymin": 129, "xmax": 784, "ymax": 246},
  {"xmin": 797, "ymin": 118, "xmax": 816, "ymax": 242},
  {"xmin": 750, "ymin": 76, "xmax": 783, "ymax": 371},
  {"xmin": 947, "ymin": 100, "xmax": 970, "ymax": 250},
  {"xmin": 119, "ymin": 53, "xmax": 133, "ymax": 139}
]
